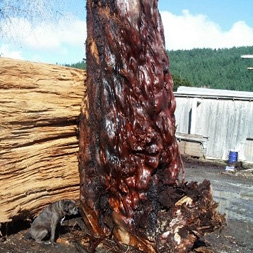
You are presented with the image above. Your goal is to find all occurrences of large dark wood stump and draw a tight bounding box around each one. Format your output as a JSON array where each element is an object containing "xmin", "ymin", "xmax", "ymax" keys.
[{"xmin": 79, "ymin": 1, "xmax": 225, "ymax": 252}]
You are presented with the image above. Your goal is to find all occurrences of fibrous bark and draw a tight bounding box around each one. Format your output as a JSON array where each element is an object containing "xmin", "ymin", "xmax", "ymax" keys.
[
  {"xmin": 0, "ymin": 57, "xmax": 85, "ymax": 222},
  {"xmin": 79, "ymin": 1, "xmax": 225, "ymax": 252}
]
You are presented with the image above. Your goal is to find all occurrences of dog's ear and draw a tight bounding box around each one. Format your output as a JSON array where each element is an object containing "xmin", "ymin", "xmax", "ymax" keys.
[{"xmin": 63, "ymin": 200, "xmax": 71, "ymax": 213}]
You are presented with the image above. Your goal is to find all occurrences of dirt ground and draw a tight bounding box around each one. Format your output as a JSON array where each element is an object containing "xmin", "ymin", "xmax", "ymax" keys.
[
  {"xmin": 1, "ymin": 157, "xmax": 253, "ymax": 253},
  {"xmin": 183, "ymin": 157, "xmax": 253, "ymax": 253}
]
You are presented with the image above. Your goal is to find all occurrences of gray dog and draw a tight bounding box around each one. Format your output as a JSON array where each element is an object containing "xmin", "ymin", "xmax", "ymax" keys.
[{"xmin": 26, "ymin": 199, "xmax": 78, "ymax": 245}]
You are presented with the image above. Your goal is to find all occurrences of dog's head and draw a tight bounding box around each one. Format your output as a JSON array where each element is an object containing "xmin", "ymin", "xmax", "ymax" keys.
[{"xmin": 62, "ymin": 200, "xmax": 79, "ymax": 216}]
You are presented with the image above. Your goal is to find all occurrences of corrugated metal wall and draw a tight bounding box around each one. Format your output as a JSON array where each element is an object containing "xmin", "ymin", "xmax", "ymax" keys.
[{"xmin": 174, "ymin": 89, "xmax": 253, "ymax": 163}]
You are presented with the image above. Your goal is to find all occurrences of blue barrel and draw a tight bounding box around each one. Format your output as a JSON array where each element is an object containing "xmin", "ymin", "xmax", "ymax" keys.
[{"xmin": 228, "ymin": 151, "xmax": 238, "ymax": 164}]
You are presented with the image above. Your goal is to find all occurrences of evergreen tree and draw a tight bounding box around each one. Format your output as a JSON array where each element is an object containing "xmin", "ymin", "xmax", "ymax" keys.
[{"xmin": 167, "ymin": 46, "xmax": 253, "ymax": 92}]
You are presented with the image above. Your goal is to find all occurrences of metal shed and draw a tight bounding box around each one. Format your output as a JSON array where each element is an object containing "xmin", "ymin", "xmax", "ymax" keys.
[{"xmin": 174, "ymin": 86, "xmax": 253, "ymax": 163}]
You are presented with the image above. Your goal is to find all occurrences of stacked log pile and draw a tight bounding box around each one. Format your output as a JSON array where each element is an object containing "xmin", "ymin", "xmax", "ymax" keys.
[{"xmin": 0, "ymin": 57, "xmax": 86, "ymax": 222}]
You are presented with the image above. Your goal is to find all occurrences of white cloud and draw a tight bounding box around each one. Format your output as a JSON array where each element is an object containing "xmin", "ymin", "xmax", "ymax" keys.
[
  {"xmin": 161, "ymin": 9, "xmax": 253, "ymax": 50},
  {"xmin": 0, "ymin": 44, "xmax": 23, "ymax": 59},
  {"xmin": 0, "ymin": 15, "xmax": 86, "ymax": 51},
  {"xmin": 1, "ymin": 8, "xmax": 252, "ymax": 63}
]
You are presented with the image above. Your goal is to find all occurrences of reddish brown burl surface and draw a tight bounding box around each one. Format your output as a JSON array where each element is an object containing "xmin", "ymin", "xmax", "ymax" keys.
[
  {"xmin": 79, "ymin": 0, "xmax": 180, "ymax": 234},
  {"xmin": 78, "ymin": 1, "xmax": 224, "ymax": 252}
]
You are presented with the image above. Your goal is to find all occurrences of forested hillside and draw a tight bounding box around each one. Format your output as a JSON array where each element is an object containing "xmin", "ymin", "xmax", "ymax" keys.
[
  {"xmin": 65, "ymin": 46, "xmax": 253, "ymax": 92},
  {"xmin": 65, "ymin": 61, "xmax": 86, "ymax": 70},
  {"xmin": 168, "ymin": 46, "xmax": 253, "ymax": 91}
]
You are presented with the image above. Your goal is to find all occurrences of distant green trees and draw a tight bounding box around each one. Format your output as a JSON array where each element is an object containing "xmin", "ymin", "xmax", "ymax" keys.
[
  {"xmin": 65, "ymin": 61, "xmax": 86, "ymax": 70},
  {"xmin": 171, "ymin": 74, "xmax": 193, "ymax": 91},
  {"xmin": 65, "ymin": 46, "xmax": 253, "ymax": 92},
  {"xmin": 168, "ymin": 46, "xmax": 253, "ymax": 92}
]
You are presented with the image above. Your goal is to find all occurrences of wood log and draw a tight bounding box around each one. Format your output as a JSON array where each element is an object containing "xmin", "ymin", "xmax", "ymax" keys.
[
  {"xmin": 0, "ymin": 57, "xmax": 86, "ymax": 223},
  {"xmin": 79, "ymin": 1, "xmax": 225, "ymax": 252},
  {"xmin": 79, "ymin": 0, "xmax": 182, "ymax": 250}
]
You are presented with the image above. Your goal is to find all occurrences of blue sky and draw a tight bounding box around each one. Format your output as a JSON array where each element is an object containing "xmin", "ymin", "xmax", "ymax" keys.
[
  {"xmin": 159, "ymin": 0, "xmax": 253, "ymax": 30},
  {"xmin": 0, "ymin": 0, "xmax": 252, "ymax": 64}
]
